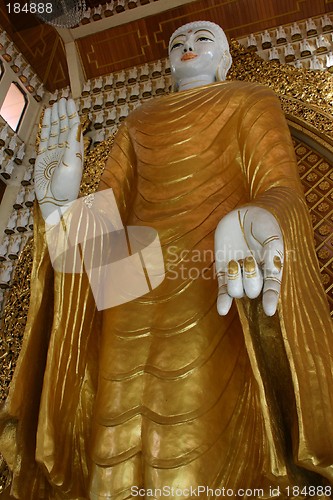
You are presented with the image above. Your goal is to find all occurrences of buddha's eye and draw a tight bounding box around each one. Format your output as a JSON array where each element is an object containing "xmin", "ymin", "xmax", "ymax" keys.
[
  {"xmin": 171, "ymin": 42, "xmax": 184, "ymax": 51},
  {"xmin": 196, "ymin": 36, "xmax": 213, "ymax": 42}
]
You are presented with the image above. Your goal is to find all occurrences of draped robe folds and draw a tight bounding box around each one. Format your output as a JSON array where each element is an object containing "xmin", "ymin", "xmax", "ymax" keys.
[{"xmin": 1, "ymin": 81, "xmax": 333, "ymax": 499}]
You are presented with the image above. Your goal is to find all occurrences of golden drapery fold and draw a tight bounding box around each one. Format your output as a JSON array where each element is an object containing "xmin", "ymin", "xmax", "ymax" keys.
[{"xmin": 1, "ymin": 81, "xmax": 333, "ymax": 499}]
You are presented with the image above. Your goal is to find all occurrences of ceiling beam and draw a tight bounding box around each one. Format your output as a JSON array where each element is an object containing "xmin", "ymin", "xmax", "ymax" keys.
[{"xmin": 57, "ymin": 0, "xmax": 196, "ymax": 41}]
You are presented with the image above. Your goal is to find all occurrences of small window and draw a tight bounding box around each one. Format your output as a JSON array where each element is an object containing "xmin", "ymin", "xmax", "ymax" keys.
[{"xmin": 0, "ymin": 83, "xmax": 27, "ymax": 132}]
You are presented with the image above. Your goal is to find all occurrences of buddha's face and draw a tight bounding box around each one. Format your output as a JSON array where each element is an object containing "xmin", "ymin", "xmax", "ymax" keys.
[{"xmin": 169, "ymin": 23, "xmax": 228, "ymax": 85}]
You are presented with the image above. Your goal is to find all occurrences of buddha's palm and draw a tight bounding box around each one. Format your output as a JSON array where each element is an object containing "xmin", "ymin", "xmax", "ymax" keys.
[
  {"xmin": 35, "ymin": 98, "xmax": 84, "ymax": 221},
  {"xmin": 215, "ymin": 206, "xmax": 284, "ymax": 316}
]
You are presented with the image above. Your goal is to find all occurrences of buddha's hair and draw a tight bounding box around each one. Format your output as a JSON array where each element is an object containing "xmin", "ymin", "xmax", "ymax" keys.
[
  {"xmin": 168, "ymin": 21, "xmax": 230, "ymax": 55},
  {"xmin": 168, "ymin": 21, "xmax": 232, "ymax": 86}
]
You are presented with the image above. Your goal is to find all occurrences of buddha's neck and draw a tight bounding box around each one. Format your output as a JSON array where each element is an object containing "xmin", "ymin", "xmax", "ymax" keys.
[{"xmin": 176, "ymin": 74, "xmax": 216, "ymax": 91}]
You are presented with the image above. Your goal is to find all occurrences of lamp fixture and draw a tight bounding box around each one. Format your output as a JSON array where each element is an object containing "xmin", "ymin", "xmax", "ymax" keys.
[{"xmin": 30, "ymin": 0, "xmax": 86, "ymax": 28}]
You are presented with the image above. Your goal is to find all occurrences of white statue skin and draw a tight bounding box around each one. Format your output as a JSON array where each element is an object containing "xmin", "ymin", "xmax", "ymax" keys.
[
  {"xmin": 36, "ymin": 21, "xmax": 284, "ymax": 316},
  {"xmin": 169, "ymin": 21, "xmax": 232, "ymax": 90},
  {"xmin": 34, "ymin": 98, "xmax": 83, "ymax": 221}
]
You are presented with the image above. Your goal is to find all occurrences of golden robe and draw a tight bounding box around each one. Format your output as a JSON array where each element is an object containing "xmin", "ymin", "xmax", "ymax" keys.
[{"xmin": 1, "ymin": 81, "xmax": 333, "ymax": 499}]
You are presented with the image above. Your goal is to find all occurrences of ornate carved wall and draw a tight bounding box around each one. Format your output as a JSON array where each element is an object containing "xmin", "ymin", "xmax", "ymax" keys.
[{"xmin": 293, "ymin": 137, "xmax": 333, "ymax": 314}]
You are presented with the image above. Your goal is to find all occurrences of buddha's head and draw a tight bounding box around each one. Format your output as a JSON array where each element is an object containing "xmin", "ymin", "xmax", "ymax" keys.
[{"xmin": 168, "ymin": 21, "xmax": 232, "ymax": 91}]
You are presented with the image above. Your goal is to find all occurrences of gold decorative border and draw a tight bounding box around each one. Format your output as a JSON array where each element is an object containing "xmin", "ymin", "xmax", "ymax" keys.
[{"xmin": 281, "ymin": 96, "xmax": 333, "ymax": 148}]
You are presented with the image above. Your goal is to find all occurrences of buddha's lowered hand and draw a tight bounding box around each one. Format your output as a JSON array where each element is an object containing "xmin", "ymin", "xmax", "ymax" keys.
[{"xmin": 215, "ymin": 206, "xmax": 284, "ymax": 316}]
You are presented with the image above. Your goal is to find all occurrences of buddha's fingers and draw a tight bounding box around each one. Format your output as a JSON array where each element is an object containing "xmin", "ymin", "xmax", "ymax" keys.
[
  {"xmin": 49, "ymin": 102, "xmax": 60, "ymax": 148},
  {"xmin": 57, "ymin": 123, "xmax": 83, "ymax": 182},
  {"xmin": 243, "ymin": 256, "xmax": 263, "ymax": 299},
  {"xmin": 216, "ymin": 266, "xmax": 233, "ymax": 316},
  {"xmin": 217, "ymin": 292, "xmax": 233, "ymax": 316},
  {"xmin": 58, "ymin": 98, "xmax": 69, "ymax": 146},
  {"xmin": 62, "ymin": 99, "xmax": 83, "ymax": 175},
  {"xmin": 67, "ymin": 98, "xmax": 80, "ymax": 129},
  {"xmin": 262, "ymin": 243, "xmax": 284, "ymax": 316},
  {"xmin": 227, "ymin": 260, "xmax": 244, "ymax": 299}
]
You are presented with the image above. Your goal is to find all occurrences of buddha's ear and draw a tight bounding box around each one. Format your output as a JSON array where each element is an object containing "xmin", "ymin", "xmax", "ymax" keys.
[{"xmin": 216, "ymin": 51, "xmax": 232, "ymax": 81}]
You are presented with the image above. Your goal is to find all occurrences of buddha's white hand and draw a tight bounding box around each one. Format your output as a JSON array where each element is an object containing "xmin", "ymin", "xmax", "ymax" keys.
[
  {"xmin": 215, "ymin": 206, "xmax": 284, "ymax": 316},
  {"xmin": 35, "ymin": 98, "xmax": 83, "ymax": 221}
]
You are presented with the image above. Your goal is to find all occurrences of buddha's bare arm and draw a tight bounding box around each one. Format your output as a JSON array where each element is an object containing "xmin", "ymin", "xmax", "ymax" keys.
[
  {"xmin": 35, "ymin": 98, "xmax": 84, "ymax": 222},
  {"xmin": 215, "ymin": 206, "xmax": 284, "ymax": 317}
]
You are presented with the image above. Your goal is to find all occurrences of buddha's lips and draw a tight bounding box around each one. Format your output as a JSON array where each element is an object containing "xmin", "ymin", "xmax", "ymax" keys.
[{"xmin": 181, "ymin": 53, "xmax": 198, "ymax": 61}]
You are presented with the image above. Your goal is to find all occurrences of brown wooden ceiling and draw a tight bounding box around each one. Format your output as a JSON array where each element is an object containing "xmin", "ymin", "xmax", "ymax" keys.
[
  {"xmin": 0, "ymin": 0, "xmax": 69, "ymax": 90},
  {"xmin": 0, "ymin": 0, "xmax": 332, "ymax": 91}
]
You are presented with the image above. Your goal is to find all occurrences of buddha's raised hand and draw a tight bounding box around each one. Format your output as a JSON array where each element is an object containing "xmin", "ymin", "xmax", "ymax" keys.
[
  {"xmin": 35, "ymin": 98, "xmax": 84, "ymax": 221},
  {"xmin": 215, "ymin": 206, "xmax": 284, "ymax": 316}
]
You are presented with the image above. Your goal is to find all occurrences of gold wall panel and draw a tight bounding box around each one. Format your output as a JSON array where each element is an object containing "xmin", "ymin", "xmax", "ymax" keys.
[{"xmin": 293, "ymin": 137, "xmax": 333, "ymax": 314}]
